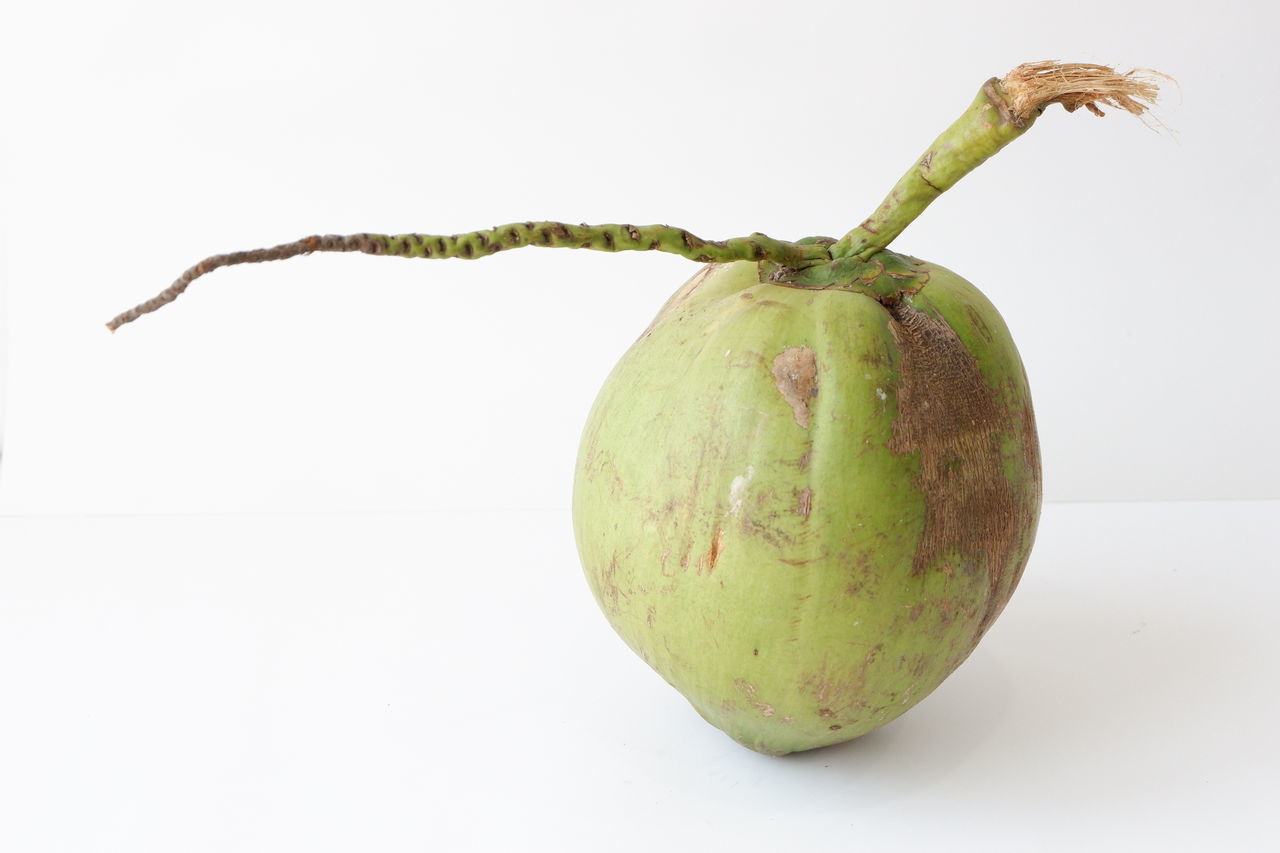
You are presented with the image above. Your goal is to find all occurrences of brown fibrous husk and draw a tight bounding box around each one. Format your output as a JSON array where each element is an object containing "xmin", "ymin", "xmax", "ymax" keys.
[{"xmin": 1001, "ymin": 61, "xmax": 1167, "ymax": 122}]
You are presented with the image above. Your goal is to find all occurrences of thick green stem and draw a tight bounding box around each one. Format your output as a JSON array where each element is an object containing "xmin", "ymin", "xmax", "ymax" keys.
[
  {"xmin": 106, "ymin": 223, "xmax": 830, "ymax": 331},
  {"xmin": 830, "ymin": 80, "xmax": 1032, "ymax": 260},
  {"xmin": 830, "ymin": 61, "xmax": 1164, "ymax": 261}
]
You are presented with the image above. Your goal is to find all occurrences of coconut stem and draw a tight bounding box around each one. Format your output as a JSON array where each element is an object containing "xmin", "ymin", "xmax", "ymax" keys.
[
  {"xmin": 829, "ymin": 61, "xmax": 1164, "ymax": 261},
  {"xmin": 107, "ymin": 62, "xmax": 1163, "ymax": 331},
  {"xmin": 105, "ymin": 223, "xmax": 830, "ymax": 331}
]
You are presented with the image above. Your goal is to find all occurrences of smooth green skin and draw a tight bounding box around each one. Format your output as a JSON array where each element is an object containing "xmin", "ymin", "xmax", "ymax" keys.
[{"xmin": 572, "ymin": 259, "xmax": 1041, "ymax": 754}]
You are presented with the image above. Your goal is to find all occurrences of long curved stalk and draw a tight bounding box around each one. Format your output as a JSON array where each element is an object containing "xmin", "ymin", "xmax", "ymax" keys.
[
  {"xmin": 106, "ymin": 61, "xmax": 1163, "ymax": 332},
  {"xmin": 105, "ymin": 224, "xmax": 831, "ymax": 332}
]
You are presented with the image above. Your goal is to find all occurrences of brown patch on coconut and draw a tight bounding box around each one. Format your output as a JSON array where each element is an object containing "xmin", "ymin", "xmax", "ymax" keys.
[
  {"xmin": 885, "ymin": 299, "xmax": 1038, "ymax": 635},
  {"xmin": 771, "ymin": 346, "xmax": 819, "ymax": 428}
]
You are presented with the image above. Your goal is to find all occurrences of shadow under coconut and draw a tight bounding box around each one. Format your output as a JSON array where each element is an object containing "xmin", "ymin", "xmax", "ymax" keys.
[
  {"xmin": 781, "ymin": 645, "xmax": 1016, "ymax": 790},
  {"xmin": 762, "ymin": 501, "xmax": 1276, "ymax": 817}
]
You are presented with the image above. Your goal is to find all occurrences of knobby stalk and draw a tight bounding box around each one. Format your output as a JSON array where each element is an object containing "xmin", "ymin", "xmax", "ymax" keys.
[
  {"xmin": 104, "ymin": 224, "xmax": 831, "ymax": 332},
  {"xmin": 105, "ymin": 61, "xmax": 1163, "ymax": 332}
]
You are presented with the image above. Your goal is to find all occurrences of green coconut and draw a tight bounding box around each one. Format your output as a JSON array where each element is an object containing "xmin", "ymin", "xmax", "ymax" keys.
[
  {"xmin": 108, "ymin": 61, "xmax": 1163, "ymax": 755},
  {"xmin": 573, "ymin": 255, "xmax": 1041, "ymax": 755}
]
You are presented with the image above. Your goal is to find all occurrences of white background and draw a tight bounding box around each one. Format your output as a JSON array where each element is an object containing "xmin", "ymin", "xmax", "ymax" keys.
[
  {"xmin": 2, "ymin": 1, "xmax": 1278, "ymax": 851},
  {"xmin": 2, "ymin": 503, "xmax": 1277, "ymax": 851},
  {"xmin": 1, "ymin": 0, "xmax": 1277, "ymax": 512}
]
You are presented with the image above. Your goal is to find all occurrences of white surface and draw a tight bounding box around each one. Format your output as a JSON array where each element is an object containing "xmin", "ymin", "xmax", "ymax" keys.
[
  {"xmin": 3, "ymin": 0, "xmax": 1280, "ymax": 516},
  {"xmin": 2, "ymin": 501, "xmax": 1277, "ymax": 851}
]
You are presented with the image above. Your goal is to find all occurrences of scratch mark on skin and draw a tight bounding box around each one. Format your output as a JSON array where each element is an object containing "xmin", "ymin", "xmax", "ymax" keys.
[
  {"xmin": 734, "ymin": 678, "xmax": 777, "ymax": 718},
  {"xmin": 704, "ymin": 528, "xmax": 725, "ymax": 574},
  {"xmin": 794, "ymin": 487, "xmax": 813, "ymax": 518},
  {"xmin": 638, "ymin": 263, "xmax": 718, "ymax": 340}
]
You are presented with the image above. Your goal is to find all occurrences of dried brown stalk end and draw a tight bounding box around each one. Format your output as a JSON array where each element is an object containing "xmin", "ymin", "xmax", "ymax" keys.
[{"xmin": 1001, "ymin": 60, "xmax": 1167, "ymax": 122}]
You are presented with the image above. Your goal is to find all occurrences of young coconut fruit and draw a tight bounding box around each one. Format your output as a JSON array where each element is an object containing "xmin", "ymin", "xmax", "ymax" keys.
[{"xmin": 108, "ymin": 61, "xmax": 1164, "ymax": 756}]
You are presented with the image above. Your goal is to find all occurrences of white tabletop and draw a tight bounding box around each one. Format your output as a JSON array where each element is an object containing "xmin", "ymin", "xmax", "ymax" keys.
[{"xmin": 2, "ymin": 501, "xmax": 1277, "ymax": 851}]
